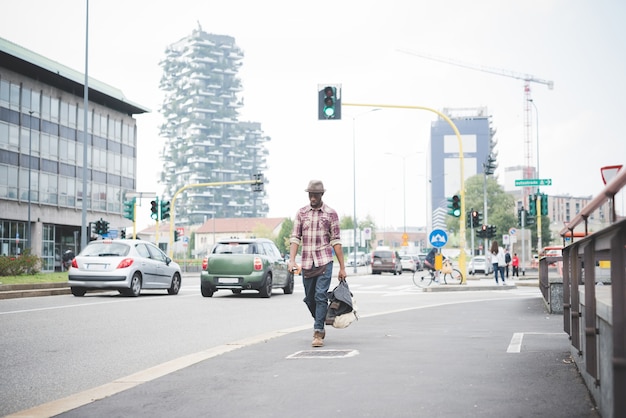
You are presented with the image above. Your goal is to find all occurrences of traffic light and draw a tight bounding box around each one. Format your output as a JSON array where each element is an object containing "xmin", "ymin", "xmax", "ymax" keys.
[
  {"xmin": 447, "ymin": 195, "xmax": 461, "ymax": 217},
  {"xmin": 174, "ymin": 230, "xmax": 179, "ymax": 242},
  {"xmin": 252, "ymin": 173, "xmax": 264, "ymax": 192},
  {"xmin": 150, "ymin": 199, "xmax": 159, "ymax": 220},
  {"xmin": 477, "ymin": 224, "xmax": 488, "ymax": 238},
  {"xmin": 160, "ymin": 200, "xmax": 171, "ymax": 220},
  {"xmin": 123, "ymin": 198, "xmax": 135, "ymax": 221},
  {"xmin": 120, "ymin": 229, "xmax": 126, "ymax": 239},
  {"xmin": 94, "ymin": 220, "xmax": 102, "ymax": 235},
  {"xmin": 471, "ymin": 210, "xmax": 481, "ymax": 227},
  {"xmin": 488, "ymin": 225, "xmax": 497, "ymax": 239},
  {"xmin": 518, "ymin": 208, "xmax": 524, "ymax": 227},
  {"xmin": 102, "ymin": 220, "xmax": 109, "ymax": 235},
  {"xmin": 529, "ymin": 194, "xmax": 537, "ymax": 216},
  {"xmin": 318, "ymin": 85, "xmax": 341, "ymax": 120},
  {"xmin": 540, "ymin": 193, "xmax": 549, "ymax": 216},
  {"xmin": 526, "ymin": 211, "xmax": 535, "ymax": 227},
  {"xmin": 484, "ymin": 154, "xmax": 497, "ymax": 175}
]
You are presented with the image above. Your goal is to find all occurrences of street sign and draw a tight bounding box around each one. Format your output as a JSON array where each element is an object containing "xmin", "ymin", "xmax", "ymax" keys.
[
  {"xmin": 429, "ymin": 229, "xmax": 448, "ymax": 248},
  {"xmin": 509, "ymin": 228, "xmax": 516, "ymax": 235},
  {"xmin": 514, "ymin": 178, "xmax": 552, "ymax": 187}
]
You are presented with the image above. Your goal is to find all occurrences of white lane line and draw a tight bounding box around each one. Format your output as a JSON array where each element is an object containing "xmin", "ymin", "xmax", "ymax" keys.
[{"xmin": 507, "ymin": 332, "xmax": 524, "ymax": 353}]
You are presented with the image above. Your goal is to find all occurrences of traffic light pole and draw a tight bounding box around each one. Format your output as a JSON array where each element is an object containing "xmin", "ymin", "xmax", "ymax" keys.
[
  {"xmin": 167, "ymin": 179, "xmax": 264, "ymax": 257},
  {"xmin": 344, "ymin": 102, "xmax": 467, "ymax": 282},
  {"xmin": 536, "ymin": 192, "xmax": 542, "ymax": 256}
]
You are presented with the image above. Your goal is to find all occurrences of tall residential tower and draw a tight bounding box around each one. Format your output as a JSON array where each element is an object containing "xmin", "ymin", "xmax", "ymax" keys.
[{"xmin": 158, "ymin": 26, "xmax": 269, "ymax": 225}]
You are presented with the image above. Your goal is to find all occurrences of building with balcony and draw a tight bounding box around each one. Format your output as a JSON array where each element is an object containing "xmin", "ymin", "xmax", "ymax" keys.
[{"xmin": 158, "ymin": 26, "xmax": 269, "ymax": 225}]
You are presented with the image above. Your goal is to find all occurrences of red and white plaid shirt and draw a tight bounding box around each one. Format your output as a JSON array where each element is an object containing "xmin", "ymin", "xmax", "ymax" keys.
[{"xmin": 290, "ymin": 203, "xmax": 342, "ymax": 270}]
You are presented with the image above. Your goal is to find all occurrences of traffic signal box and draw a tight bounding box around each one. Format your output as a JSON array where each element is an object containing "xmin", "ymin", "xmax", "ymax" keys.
[
  {"xmin": 150, "ymin": 199, "xmax": 159, "ymax": 220},
  {"xmin": 467, "ymin": 210, "xmax": 482, "ymax": 228},
  {"xmin": 477, "ymin": 224, "xmax": 488, "ymax": 238},
  {"xmin": 94, "ymin": 218, "xmax": 109, "ymax": 235},
  {"xmin": 123, "ymin": 198, "xmax": 135, "ymax": 221},
  {"xmin": 160, "ymin": 200, "xmax": 171, "ymax": 220},
  {"xmin": 529, "ymin": 194, "xmax": 537, "ymax": 216},
  {"xmin": 318, "ymin": 85, "xmax": 341, "ymax": 120},
  {"xmin": 447, "ymin": 195, "xmax": 461, "ymax": 217}
]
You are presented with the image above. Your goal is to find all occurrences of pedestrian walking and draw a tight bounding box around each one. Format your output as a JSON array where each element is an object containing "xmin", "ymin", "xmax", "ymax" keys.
[
  {"xmin": 512, "ymin": 253, "xmax": 520, "ymax": 277},
  {"xmin": 504, "ymin": 249, "xmax": 511, "ymax": 278},
  {"xmin": 288, "ymin": 180, "xmax": 347, "ymax": 348}
]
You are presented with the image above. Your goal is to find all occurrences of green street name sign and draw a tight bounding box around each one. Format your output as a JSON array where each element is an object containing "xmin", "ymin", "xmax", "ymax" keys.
[{"xmin": 515, "ymin": 178, "xmax": 553, "ymax": 187}]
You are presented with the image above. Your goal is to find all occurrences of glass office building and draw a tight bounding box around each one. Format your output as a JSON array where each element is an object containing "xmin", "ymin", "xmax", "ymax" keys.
[{"xmin": 0, "ymin": 37, "xmax": 148, "ymax": 271}]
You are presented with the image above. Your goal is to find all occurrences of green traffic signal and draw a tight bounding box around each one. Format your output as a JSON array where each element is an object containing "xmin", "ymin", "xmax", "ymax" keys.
[
  {"xmin": 123, "ymin": 198, "xmax": 135, "ymax": 221},
  {"xmin": 447, "ymin": 195, "xmax": 461, "ymax": 217},
  {"xmin": 319, "ymin": 85, "xmax": 341, "ymax": 120}
]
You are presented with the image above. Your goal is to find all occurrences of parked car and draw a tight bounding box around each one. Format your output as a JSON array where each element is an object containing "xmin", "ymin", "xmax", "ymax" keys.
[
  {"xmin": 400, "ymin": 254, "xmax": 419, "ymax": 272},
  {"xmin": 68, "ymin": 239, "xmax": 182, "ymax": 297},
  {"xmin": 201, "ymin": 238, "xmax": 294, "ymax": 298},
  {"xmin": 371, "ymin": 249, "xmax": 402, "ymax": 275},
  {"xmin": 347, "ymin": 251, "xmax": 367, "ymax": 267},
  {"xmin": 468, "ymin": 255, "xmax": 493, "ymax": 275}
]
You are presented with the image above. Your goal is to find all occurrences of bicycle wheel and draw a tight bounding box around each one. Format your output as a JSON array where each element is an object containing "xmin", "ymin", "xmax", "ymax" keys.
[
  {"xmin": 413, "ymin": 271, "xmax": 434, "ymax": 288},
  {"xmin": 443, "ymin": 269, "xmax": 463, "ymax": 285}
]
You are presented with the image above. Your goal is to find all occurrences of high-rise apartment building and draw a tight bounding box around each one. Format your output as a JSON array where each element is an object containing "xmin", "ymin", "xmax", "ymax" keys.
[{"xmin": 158, "ymin": 27, "xmax": 269, "ymax": 225}]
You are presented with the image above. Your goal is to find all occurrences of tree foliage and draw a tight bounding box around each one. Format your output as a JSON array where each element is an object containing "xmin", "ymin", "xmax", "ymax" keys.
[{"xmin": 275, "ymin": 218, "xmax": 294, "ymax": 256}]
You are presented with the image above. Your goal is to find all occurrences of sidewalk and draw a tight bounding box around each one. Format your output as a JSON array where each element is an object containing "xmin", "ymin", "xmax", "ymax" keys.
[{"xmin": 13, "ymin": 289, "xmax": 598, "ymax": 418}]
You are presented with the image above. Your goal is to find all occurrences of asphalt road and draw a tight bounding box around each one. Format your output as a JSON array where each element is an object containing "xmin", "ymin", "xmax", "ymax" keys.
[{"xmin": 2, "ymin": 272, "xmax": 598, "ymax": 418}]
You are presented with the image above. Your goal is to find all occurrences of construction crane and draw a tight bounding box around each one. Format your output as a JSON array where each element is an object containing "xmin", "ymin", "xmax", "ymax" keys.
[{"xmin": 398, "ymin": 49, "xmax": 554, "ymax": 184}]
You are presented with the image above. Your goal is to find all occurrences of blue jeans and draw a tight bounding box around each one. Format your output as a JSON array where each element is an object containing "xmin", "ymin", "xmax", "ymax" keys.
[
  {"xmin": 493, "ymin": 264, "xmax": 506, "ymax": 283},
  {"xmin": 302, "ymin": 262, "xmax": 333, "ymax": 331}
]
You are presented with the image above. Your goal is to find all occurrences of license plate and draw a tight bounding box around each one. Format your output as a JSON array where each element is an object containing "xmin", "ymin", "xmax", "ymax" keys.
[
  {"xmin": 374, "ymin": 260, "xmax": 381, "ymax": 265},
  {"xmin": 218, "ymin": 277, "xmax": 239, "ymax": 284},
  {"xmin": 86, "ymin": 264, "xmax": 107, "ymax": 270}
]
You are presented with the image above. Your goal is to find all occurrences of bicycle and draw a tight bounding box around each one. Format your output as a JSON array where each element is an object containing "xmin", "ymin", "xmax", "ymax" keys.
[{"xmin": 412, "ymin": 258, "xmax": 463, "ymax": 287}]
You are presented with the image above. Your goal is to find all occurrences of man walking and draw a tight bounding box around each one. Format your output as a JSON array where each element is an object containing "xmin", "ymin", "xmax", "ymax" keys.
[{"xmin": 288, "ymin": 180, "xmax": 347, "ymax": 347}]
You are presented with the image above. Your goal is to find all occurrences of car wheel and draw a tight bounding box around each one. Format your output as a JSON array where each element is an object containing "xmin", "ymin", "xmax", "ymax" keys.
[
  {"xmin": 122, "ymin": 272, "xmax": 142, "ymax": 297},
  {"xmin": 283, "ymin": 272, "xmax": 295, "ymax": 294},
  {"xmin": 71, "ymin": 287, "xmax": 86, "ymax": 297},
  {"xmin": 167, "ymin": 273, "xmax": 181, "ymax": 295},
  {"xmin": 259, "ymin": 274, "xmax": 272, "ymax": 298},
  {"xmin": 201, "ymin": 284, "xmax": 214, "ymax": 297}
]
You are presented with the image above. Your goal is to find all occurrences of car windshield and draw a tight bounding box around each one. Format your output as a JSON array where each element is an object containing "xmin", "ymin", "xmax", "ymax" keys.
[
  {"xmin": 213, "ymin": 242, "xmax": 255, "ymax": 254},
  {"xmin": 81, "ymin": 242, "xmax": 130, "ymax": 257}
]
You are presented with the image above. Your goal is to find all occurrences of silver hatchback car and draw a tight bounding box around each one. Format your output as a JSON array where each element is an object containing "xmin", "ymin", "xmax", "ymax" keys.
[{"xmin": 68, "ymin": 239, "xmax": 182, "ymax": 297}]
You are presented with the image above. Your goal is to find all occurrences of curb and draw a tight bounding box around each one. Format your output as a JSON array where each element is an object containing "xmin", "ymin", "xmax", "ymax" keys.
[{"xmin": 0, "ymin": 283, "xmax": 71, "ymax": 300}]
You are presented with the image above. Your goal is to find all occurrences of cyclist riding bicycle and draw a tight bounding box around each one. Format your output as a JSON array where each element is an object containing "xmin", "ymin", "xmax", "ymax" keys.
[{"xmin": 423, "ymin": 247, "xmax": 437, "ymax": 272}]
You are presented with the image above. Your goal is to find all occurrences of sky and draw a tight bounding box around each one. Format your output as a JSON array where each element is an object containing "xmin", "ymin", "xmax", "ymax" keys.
[{"xmin": 2, "ymin": 0, "xmax": 625, "ymax": 231}]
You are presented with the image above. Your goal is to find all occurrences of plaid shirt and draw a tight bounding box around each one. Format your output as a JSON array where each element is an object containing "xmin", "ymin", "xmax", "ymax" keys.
[{"xmin": 290, "ymin": 203, "xmax": 342, "ymax": 270}]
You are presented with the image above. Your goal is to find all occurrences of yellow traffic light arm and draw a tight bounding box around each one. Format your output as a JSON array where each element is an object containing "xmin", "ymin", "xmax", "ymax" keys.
[
  {"xmin": 343, "ymin": 102, "xmax": 467, "ymax": 282},
  {"xmin": 167, "ymin": 179, "xmax": 264, "ymax": 257}
]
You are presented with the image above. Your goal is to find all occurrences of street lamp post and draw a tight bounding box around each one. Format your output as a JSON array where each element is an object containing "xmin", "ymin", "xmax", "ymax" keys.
[
  {"xmin": 352, "ymin": 109, "xmax": 379, "ymax": 272},
  {"xmin": 529, "ymin": 99, "xmax": 541, "ymax": 253}
]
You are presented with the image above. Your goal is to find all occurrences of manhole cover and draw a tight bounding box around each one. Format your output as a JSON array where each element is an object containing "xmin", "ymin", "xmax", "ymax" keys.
[{"xmin": 287, "ymin": 349, "xmax": 359, "ymax": 359}]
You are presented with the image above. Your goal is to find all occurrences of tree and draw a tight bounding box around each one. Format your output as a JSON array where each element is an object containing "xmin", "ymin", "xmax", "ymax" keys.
[
  {"xmin": 446, "ymin": 175, "xmax": 516, "ymax": 246},
  {"xmin": 275, "ymin": 218, "xmax": 293, "ymax": 256}
]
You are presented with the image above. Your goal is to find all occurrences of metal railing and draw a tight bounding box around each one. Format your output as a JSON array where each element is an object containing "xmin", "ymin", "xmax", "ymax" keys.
[{"xmin": 559, "ymin": 167, "xmax": 626, "ymax": 418}]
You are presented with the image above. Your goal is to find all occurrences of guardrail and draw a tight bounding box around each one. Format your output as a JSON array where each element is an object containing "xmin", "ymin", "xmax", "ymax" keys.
[{"xmin": 559, "ymin": 167, "xmax": 625, "ymax": 418}]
